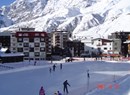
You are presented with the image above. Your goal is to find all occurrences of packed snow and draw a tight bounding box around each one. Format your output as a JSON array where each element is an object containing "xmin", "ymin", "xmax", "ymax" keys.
[{"xmin": 0, "ymin": 59, "xmax": 130, "ymax": 95}]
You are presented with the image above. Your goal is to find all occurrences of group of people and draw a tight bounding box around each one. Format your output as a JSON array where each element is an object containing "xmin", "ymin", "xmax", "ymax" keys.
[
  {"xmin": 49, "ymin": 63, "xmax": 62, "ymax": 73},
  {"xmin": 39, "ymin": 80, "xmax": 70, "ymax": 95}
]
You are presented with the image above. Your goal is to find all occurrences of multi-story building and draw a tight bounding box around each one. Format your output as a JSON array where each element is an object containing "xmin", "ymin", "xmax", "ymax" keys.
[
  {"xmin": 45, "ymin": 32, "xmax": 52, "ymax": 59},
  {"xmin": 65, "ymin": 40, "xmax": 84, "ymax": 57},
  {"xmin": 0, "ymin": 31, "xmax": 11, "ymax": 48},
  {"xmin": 51, "ymin": 30, "xmax": 70, "ymax": 49},
  {"xmin": 108, "ymin": 32, "xmax": 130, "ymax": 57},
  {"xmin": 10, "ymin": 28, "xmax": 48, "ymax": 60}
]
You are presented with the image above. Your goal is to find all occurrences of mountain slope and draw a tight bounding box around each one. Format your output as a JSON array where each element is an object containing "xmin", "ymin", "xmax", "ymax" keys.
[
  {"xmin": 0, "ymin": 9, "xmax": 13, "ymax": 28},
  {"xmin": 0, "ymin": 0, "xmax": 130, "ymax": 39}
]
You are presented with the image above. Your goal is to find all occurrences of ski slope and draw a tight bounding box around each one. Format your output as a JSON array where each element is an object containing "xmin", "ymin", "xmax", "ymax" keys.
[{"xmin": 0, "ymin": 60, "xmax": 130, "ymax": 95}]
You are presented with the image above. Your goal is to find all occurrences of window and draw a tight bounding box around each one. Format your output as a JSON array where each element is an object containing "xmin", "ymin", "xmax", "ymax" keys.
[
  {"xmin": 18, "ymin": 38, "xmax": 23, "ymax": 42},
  {"xmin": 12, "ymin": 38, "xmax": 16, "ymax": 42},
  {"xmin": 12, "ymin": 48, "xmax": 16, "ymax": 50},
  {"xmin": 29, "ymin": 38, "xmax": 34, "ymax": 42},
  {"xmin": 40, "ymin": 43, "xmax": 45, "ymax": 46},
  {"xmin": 24, "ymin": 47, "xmax": 29, "ymax": 51},
  {"xmin": 40, "ymin": 38, "xmax": 44, "ymax": 42},
  {"xmin": 24, "ymin": 52, "xmax": 29, "ymax": 57},
  {"xmin": 115, "ymin": 43, "xmax": 117, "ymax": 45},
  {"xmin": 114, "ymin": 47, "xmax": 117, "ymax": 50},
  {"xmin": 18, "ymin": 43, "xmax": 23, "ymax": 47},
  {"xmin": 104, "ymin": 47, "xmax": 107, "ymax": 50},
  {"xmin": 23, "ymin": 38, "xmax": 29, "ymax": 42},
  {"xmin": 34, "ymin": 38, "xmax": 40, "ymax": 42},
  {"xmin": 34, "ymin": 47, "xmax": 39, "ymax": 51},
  {"xmin": 24, "ymin": 43, "xmax": 29, "ymax": 47},
  {"xmin": 18, "ymin": 33, "xmax": 22, "ymax": 36},
  {"xmin": 41, "ymin": 33, "xmax": 45, "ymax": 37},
  {"xmin": 35, "ymin": 43, "xmax": 40, "ymax": 47},
  {"xmin": 18, "ymin": 48, "xmax": 23, "ymax": 52},
  {"xmin": 23, "ymin": 33, "xmax": 28, "ymax": 36},
  {"xmin": 35, "ymin": 52, "xmax": 40, "ymax": 56},
  {"xmin": 30, "ymin": 48, "xmax": 34, "ymax": 52},
  {"xmin": 12, "ymin": 43, "xmax": 16, "ymax": 46},
  {"xmin": 11, "ymin": 34, "xmax": 15, "ymax": 37},
  {"xmin": 40, "ymin": 47, "xmax": 45, "ymax": 51},
  {"xmin": 35, "ymin": 33, "xmax": 39, "ymax": 36}
]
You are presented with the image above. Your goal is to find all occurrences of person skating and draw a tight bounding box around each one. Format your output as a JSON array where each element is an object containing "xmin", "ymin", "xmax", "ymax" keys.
[
  {"xmin": 63, "ymin": 80, "xmax": 70, "ymax": 94},
  {"xmin": 60, "ymin": 63, "xmax": 62, "ymax": 70},
  {"xmin": 39, "ymin": 86, "xmax": 45, "ymax": 95},
  {"xmin": 53, "ymin": 64, "xmax": 56, "ymax": 71},
  {"xmin": 49, "ymin": 67, "xmax": 52, "ymax": 73}
]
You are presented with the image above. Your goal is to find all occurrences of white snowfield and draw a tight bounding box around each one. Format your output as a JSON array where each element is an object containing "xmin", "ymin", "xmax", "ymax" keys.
[
  {"xmin": 0, "ymin": 60, "xmax": 130, "ymax": 95},
  {"xmin": 0, "ymin": 0, "xmax": 130, "ymax": 39}
]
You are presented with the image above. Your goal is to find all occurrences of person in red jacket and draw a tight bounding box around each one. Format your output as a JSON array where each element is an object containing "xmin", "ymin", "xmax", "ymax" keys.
[{"xmin": 39, "ymin": 86, "xmax": 45, "ymax": 95}]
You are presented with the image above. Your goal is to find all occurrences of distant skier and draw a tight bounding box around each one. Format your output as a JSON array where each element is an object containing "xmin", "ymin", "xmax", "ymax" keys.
[
  {"xmin": 39, "ymin": 86, "xmax": 45, "ymax": 95},
  {"xmin": 57, "ymin": 91, "xmax": 62, "ymax": 95},
  {"xmin": 87, "ymin": 70, "xmax": 90, "ymax": 79},
  {"xmin": 60, "ymin": 63, "xmax": 62, "ymax": 70},
  {"xmin": 53, "ymin": 64, "xmax": 56, "ymax": 71},
  {"xmin": 63, "ymin": 80, "xmax": 70, "ymax": 94},
  {"xmin": 49, "ymin": 67, "xmax": 52, "ymax": 73}
]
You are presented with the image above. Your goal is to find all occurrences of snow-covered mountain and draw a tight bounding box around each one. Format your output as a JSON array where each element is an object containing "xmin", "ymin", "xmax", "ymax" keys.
[
  {"xmin": 0, "ymin": 9, "xmax": 13, "ymax": 28},
  {"xmin": 0, "ymin": 0, "xmax": 130, "ymax": 39}
]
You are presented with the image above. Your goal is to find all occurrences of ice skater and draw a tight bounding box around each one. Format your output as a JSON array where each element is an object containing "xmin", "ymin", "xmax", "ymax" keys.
[
  {"xmin": 63, "ymin": 80, "xmax": 70, "ymax": 94},
  {"xmin": 53, "ymin": 64, "xmax": 56, "ymax": 71}
]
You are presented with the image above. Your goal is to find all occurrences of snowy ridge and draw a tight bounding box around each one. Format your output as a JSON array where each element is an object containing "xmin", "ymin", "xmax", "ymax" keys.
[
  {"xmin": 0, "ymin": 9, "xmax": 13, "ymax": 28},
  {"xmin": 0, "ymin": 0, "xmax": 130, "ymax": 39}
]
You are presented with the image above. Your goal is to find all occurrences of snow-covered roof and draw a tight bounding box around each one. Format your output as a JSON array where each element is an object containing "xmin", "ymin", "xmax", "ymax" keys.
[
  {"xmin": 0, "ymin": 48, "xmax": 8, "ymax": 53},
  {"xmin": 0, "ymin": 53, "xmax": 24, "ymax": 57},
  {"xmin": 123, "ymin": 40, "xmax": 130, "ymax": 44}
]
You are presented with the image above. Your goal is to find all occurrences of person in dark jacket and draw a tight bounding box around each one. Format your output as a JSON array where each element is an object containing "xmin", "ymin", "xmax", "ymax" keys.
[
  {"xmin": 60, "ymin": 63, "xmax": 62, "ymax": 70},
  {"xmin": 53, "ymin": 64, "xmax": 56, "ymax": 71},
  {"xmin": 39, "ymin": 86, "xmax": 45, "ymax": 95},
  {"xmin": 63, "ymin": 80, "xmax": 70, "ymax": 94}
]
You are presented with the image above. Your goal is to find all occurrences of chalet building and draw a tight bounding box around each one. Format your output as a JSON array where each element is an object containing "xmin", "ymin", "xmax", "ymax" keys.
[
  {"xmin": 10, "ymin": 28, "xmax": 50, "ymax": 60},
  {"xmin": 0, "ymin": 31, "xmax": 11, "ymax": 48},
  {"xmin": 92, "ymin": 38, "xmax": 113, "ymax": 54}
]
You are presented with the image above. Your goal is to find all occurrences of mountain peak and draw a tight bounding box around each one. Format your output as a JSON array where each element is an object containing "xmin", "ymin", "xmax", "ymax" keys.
[{"xmin": 0, "ymin": 0, "xmax": 130, "ymax": 39}]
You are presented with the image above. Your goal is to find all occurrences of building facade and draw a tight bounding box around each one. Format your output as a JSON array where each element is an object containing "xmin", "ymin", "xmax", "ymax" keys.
[
  {"xmin": 108, "ymin": 32, "xmax": 130, "ymax": 57},
  {"xmin": 0, "ymin": 31, "xmax": 10, "ymax": 48},
  {"xmin": 51, "ymin": 30, "xmax": 70, "ymax": 49},
  {"xmin": 10, "ymin": 28, "xmax": 48, "ymax": 60}
]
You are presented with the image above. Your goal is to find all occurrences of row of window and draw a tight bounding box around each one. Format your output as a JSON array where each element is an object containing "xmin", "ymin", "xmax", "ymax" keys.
[
  {"xmin": 18, "ymin": 33, "xmax": 45, "ymax": 37},
  {"xmin": 17, "ymin": 47, "xmax": 45, "ymax": 52},
  {"xmin": 24, "ymin": 52, "xmax": 45, "ymax": 57},
  {"xmin": 11, "ymin": 43, "xmax": 45, "ymax": 47},
  {"xmin": 17, "ymin": 38, "xmax": 45, "ymax": 42}
]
